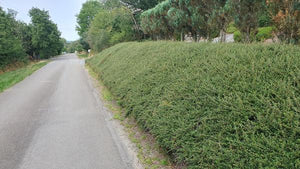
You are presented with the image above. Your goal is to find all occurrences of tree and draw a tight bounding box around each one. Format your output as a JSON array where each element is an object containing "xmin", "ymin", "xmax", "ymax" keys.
[
  {"xmin": 267, "ymin": 0, "xmax": 300, "ymax": 43},
  {"xmin": 63, "ymin": 40, "xmax": 84, "ymax": 53},
  {"xmin": 121, "ymin": 0, "xmax": 162, "ymax": 11},
  {"xmin": 141, "ymin": 0, "xmax": 218, "ymax": 41},
  {"xmin": 141, "ymin": 0, "xmax": 174, "ymax": 40},
  {"xmin": 88, "ymin": 7, "xmax": 134, "ymax": 52},
  {"xmin": 76, "ymin": 0, "xmax": 103, "ymax": 37},
  {"xmin": 76, "ymin": 0, "xmax": 103, "ymax": 51},
  {"xmin": 209, "ymin": 0, "xmax": 232, "ymax": 42},
  {"xmin": 0, "ymin": 7, "xmax": 27, "ymax": 69},
  {"xmin": 230, "ymin": 0, "xmax": 264, "ymax": 43},
  {"xmin": 15, "ymin": 21, "xmax": 34, "ymax": 56},
  {"xmin": 167, "ymin": 6, "xmax": 187, "ymax": 41},
  {"xmin": 104, "ymin": 0, "xmax": 122, "ymax": 9},
  {"xmin": 29, "ymin": 8, "xmax": 63, "ymax": 59}
]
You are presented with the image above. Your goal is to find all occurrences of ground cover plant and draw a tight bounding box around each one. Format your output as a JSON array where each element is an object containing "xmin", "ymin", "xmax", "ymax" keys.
[
  {"xmin": 87, "ymin": 41, "xmax": 300, "ymax": 168},
  {"xmin": 77, "ymin": 53, "xmax": 88, "ymax": 59},
  {"xmin": 0, "ymin": 61, "xmax": 48, "ymax": 92}
]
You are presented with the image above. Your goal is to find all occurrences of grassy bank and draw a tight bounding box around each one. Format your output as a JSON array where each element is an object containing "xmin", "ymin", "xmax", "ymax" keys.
[
  {"xmin": 0, "ymin": 61, "xmax": 48, "ymax": 92},
  {"xmin": 77, "ymin": 53, "xmax": 88, "ymax": 59},
  {"xmin": 87, "ymin": 42, "xmax": 300, "ymax": 168}
]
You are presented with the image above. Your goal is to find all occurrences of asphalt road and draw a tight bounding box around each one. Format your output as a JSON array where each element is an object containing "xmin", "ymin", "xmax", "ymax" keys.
[{"xmin": 0, "ymin": 54, "xmax": 133, "ymax": 169}]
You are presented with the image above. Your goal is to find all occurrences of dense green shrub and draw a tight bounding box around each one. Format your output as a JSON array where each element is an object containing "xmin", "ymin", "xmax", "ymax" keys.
[
  {"xmin": 226, "ymin": 22, "xmax": 238, "ymax": 34},
  {"xmin": 87, "ymin": 42, "xmax": 300, "ymax": 168},
  {"xmin": 233, "ymin": 30, "xmax": 242, "ymax": 42},
  {"xmin": 258, "ymin": 12, "xmax": 272, "ymax": 27},
  {"xmin": 0, "ymin": 7, "xmax": 27, "ymax": 70},
  {"xmin": 256, "ymin": 27, "xmax": 274, "ymax": 42}
]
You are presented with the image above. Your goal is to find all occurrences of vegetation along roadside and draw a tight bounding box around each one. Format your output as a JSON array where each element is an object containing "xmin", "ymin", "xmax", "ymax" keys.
[
  {"xmin": 0, "ymin": 61, "xmax": 48, "ymax": 93},
  {"xmin": 87, "ymin": 41, "xmax": 300, "ymax": 168},
  {"xmin": 86, "ymin": 64, "xmax": 177, "ymax": 169}
]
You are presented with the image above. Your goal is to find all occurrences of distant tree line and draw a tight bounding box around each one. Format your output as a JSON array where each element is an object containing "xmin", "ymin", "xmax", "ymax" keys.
[
  {"xmin": 141, "ymin": 0, "xmax": 300, "ymax": 43},
  {"xmin": 76, "ymin": 0, "xmax": 162, "ymax": 53},
  {"xmin": 75, "ymin": 0, "xmax": 299, "ymax": 53},
  {"xmin": 76, "ymin": 0, "xmax": 133, "ymax": 53},
  {"xmin": 0, "ymin": 7, "xmax": 63, "ymax": 70},
  {"xmin": 62, "ymin": 39, "xmax": 84, "ymax": 53}
]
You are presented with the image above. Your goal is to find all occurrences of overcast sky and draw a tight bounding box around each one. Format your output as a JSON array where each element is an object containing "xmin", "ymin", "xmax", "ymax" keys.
[{"xmin": 0, "ymin": 0, "xmax": 87, "ymax": 41}]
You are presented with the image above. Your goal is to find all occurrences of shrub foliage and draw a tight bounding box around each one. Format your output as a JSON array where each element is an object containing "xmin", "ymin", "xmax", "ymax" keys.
[
  {"xmin": 256, "ymin": 26, "xmax": 274, "ymax": 41},
  {"xmin": 0, "ymin": 7, "xmax": 27, "ymax": 69},
  {"xmin": 87, "ymin": 42, "xmax": 300, "ymax": 168}
]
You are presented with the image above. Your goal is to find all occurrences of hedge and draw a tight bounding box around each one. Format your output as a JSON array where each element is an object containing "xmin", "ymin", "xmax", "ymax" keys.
[
  {"xmin": 256, "ymin": 26, "xmax": 274, "ymax": 42},
  {"xmin": 87, "ymin": 42, "xmax": 300, "ymax": 168}
]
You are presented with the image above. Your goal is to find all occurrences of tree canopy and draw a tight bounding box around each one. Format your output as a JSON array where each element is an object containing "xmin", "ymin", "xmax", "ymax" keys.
[
  {"xmin": 29, "ymin": 8, "xmax": 63, "ymax": 59},
  {"xmin": 76, "ymin": 0, "xmax": 103, "ymax": 51},
  {"xmin": 88, "ymin": 7, "xmax": 134, "ymax": 52},
  {"xmin": 121, "ymin": 0, "xmax": 163, "ymax": 11},
  {"xmin": 0, "ymin": 7, "xmax": 27, "ymax": 69},
  {"xmin": 140, "ymin": 0, "xmax": 299, "ymax": 43}
]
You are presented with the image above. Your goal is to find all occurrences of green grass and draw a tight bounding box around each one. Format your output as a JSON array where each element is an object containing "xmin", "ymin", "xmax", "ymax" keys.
[
  {"xmin": 77, "ymin": 53, "xmax": 88, "ymax": 59},
  {"xmin": 0, "ymin": 61, "xmax": 48, "ymax": 92},
  {"xmin": 87, "ymin": 41, "xmax": 300, "ymax": 168}
]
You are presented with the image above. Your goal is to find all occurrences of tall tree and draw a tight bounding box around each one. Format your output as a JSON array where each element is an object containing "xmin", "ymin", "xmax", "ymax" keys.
[
  {"xmin": 230, "ymin": 0, "xmax": 264, "ymax": 43},
  {"xmin": 15, "ymin": 21, "xmax": 34, "ymax": 56},
  {"xmin": 121, "ymin": 0, "xmax": 162, "ymax": 11},
  {"xmin": 0, "ymin": 7, "xmax": 27, "ymax": 69},
  {"xmin": 267, "ymin": 0, "xmax": 300, "ymax": 43},
  {"xmin": 29, "ymin": 8, "xmax": 63, "ymax": 59},
  {"xmin": 209, "ymin": 0, "xmax": 232, "ymax": 42},
  {"xmin": 88, "ymin": 7, "xmax": 134, "ymax": 52},
  {"xmin": 76, "ymin": 0, "xmax": 103, "ymax": 51}
]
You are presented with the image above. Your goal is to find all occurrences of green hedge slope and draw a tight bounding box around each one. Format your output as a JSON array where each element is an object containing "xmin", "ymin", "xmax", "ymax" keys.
[{"xmin": 87, "ymin": 42, "xmax": 300, "ymax": 168}]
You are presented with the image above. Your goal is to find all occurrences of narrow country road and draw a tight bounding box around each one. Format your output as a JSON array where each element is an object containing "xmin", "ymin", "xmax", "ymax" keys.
[{"xmin": 0, "ymin": 54, "xmax": 133, "ymax": 169}]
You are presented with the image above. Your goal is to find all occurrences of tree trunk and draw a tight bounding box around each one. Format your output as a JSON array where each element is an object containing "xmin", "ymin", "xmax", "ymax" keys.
[
  {"xmin": 245, "ymin": 26, "xmax": 251, "ymax": 43},
  {"xmin": 219, "ymin": 18, "xmax": 228, "ymax": 43},
  {"xmin": 193, "ymin": 32, "xmax": 197, "ymax": 42},
  {"xmin": 220, "ymin": 29, "xmax": 226, "ymax": 43}
]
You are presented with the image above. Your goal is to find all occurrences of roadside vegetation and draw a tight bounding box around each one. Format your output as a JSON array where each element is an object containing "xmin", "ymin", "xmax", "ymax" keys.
[
  {"xmin": 75, "ymin": 0, "xmax": 299, "ymax": 55},
  {"xmin": 0, "ymin": 6, "xmax": 63, "ymax": 71},
  {"xmin": 79, "ymin": 0, "xmax": 299, "ymax": 168},
  {"xmin": 87, "ymin": 65, "xmax": 174, "ymax": 169},
  {"xmin": 140, "ymin": 0, "xmax": 299, "ymax": 43},
  {"xmin": 77, "ymin": 53, "xmax": 89, "ymax": 59},
  {"xmin": 87, "ymin": 41, "xmax": 300, "ymax": 168},
  {"xmin": 0, "ymin": 61, "xmax": 48, "ymax": 92}
]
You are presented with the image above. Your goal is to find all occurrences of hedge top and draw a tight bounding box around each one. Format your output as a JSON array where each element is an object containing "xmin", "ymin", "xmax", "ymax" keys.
[{"xmin": 87, "ymin": 41, "xmax": 300, "ymax": 168}]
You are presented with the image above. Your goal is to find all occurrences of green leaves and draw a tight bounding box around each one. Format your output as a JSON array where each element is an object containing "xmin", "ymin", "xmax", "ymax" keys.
[
  {"xmin": 230, "ymin": 0, "xmax": 264, "ymax": 42},
  {"xmin": 87, "ymin": 42, "xmax": 300, "ymax": 168},
  {"xmin": 29, "ymin": 8, "xmax": 63, "ymax": 59},
  {"xmin": 88, "ymin": 7, "xmax": 134, "ymax": 52},
  {"xmin": 76, "ymin": 0, "xmax": 103, "ymax": 37},
  {"xmin": 141, "ymin": 0, "xmax": 231, "ymax": 41},
  {"xmin": 0, "ymin": 7, "xmax": 26, "ymax": 70},
  {"xmin": 121, "ymin": 0, "xmax": 163, "ymax": 11}
]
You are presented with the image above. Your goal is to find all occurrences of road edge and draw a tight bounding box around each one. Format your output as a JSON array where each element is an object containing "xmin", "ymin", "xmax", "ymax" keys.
[{"xmin": 83, "ymin": 64, "xmax": 144, "ymax": 169}]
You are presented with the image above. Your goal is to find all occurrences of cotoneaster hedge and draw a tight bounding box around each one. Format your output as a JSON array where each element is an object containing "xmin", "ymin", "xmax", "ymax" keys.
[{"xmin": 87, "ymin": 42, "xmax": 300, "ymax": 168}]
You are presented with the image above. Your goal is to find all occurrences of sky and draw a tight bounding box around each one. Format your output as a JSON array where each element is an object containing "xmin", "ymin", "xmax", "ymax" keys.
[{"xmin": 0, "ymin": 0, "xmax": 87, "ymax": 41}]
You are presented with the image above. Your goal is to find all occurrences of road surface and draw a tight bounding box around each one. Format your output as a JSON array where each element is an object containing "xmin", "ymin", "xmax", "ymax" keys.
[{"xmin": 0, "ymin": 54, "xmax": 134, "ymax": 169}]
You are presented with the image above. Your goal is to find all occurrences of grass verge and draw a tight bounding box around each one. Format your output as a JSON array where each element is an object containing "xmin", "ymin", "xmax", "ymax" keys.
[
  {"xmin": 77, "ymin": 53, "xmax": 88, "ymax": 59},
  {"xmin": 86, "ymin": 65, "xmax": 175, "ymax": 169},
  {"xmin": 87, "ymin": 41, "xmax": 300, "ymax": 168},
  {"xmin": 0, "ymin": 61, "xmax": 48, "ymax": 93}
]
